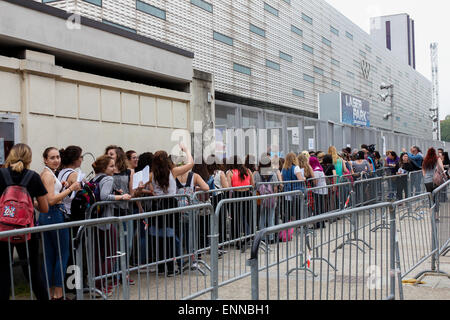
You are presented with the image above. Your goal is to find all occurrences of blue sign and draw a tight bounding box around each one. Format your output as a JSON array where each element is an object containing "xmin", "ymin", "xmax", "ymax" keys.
[{"xmin": 341, "ymin": 93, "xmax": 370, "ymax": 128}]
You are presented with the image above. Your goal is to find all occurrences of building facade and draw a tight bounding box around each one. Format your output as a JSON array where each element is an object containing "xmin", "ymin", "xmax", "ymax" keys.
[
  {"xmin": 370, "ymin": 14, "xmax": 416, "ymax": 70},
  {"xmin": 37, "ymin": 0, "xmax": 434, "ymax": 140}
]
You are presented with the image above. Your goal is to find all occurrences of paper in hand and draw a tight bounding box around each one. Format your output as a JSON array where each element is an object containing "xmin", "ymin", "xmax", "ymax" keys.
[
  {"xmin": 142, "ymin": 166, "xmax": 150, "ymax": 184},
  {"xmin": 133, "ymin": 171, "xmax": 143, "ymax": 190},
  {"xmin": 133, "ymin": 166, "xmax": 150, "ymax": 190}
]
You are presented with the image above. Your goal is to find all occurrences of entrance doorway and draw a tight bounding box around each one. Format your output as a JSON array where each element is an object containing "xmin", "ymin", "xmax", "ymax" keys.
[{"xmin": 0, "ymin": 115, "xmax": 20, "ymax": 166}]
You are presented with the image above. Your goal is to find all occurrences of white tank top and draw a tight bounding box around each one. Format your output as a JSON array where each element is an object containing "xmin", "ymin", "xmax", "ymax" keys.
[
  {"xmin": 58, "ymin": 168, "xmax": 77, "ymax": 214},
  {"xmin": 45, "ymin": 166, "xmax": 63, "ymax": 196},
  {"xmin": 152, "ymin": 172, "xmax": 177, "ymax": 196}
]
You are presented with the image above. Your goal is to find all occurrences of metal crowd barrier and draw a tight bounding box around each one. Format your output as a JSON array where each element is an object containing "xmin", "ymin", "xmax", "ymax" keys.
[
  {"xmin": 389, "ymin": 193, "xmax": 434, "ymax": 299},
  {"xmin": 0, "ymin": 196, "xmax": 216, "ymax": 301},
  {"xmin": 248, "ymin": 202, "xmax": 396, "ymax": 300},
  {"xmin": 78, "ymin": 195, "xmax": 215, "ymax": 300},
  {"xmin": 209, "ymin": 189, "xmax": 305, "ymax": 300},
  {"xmin": 0, "ymin": 169, "xmax": 437, "ymax": 301}
]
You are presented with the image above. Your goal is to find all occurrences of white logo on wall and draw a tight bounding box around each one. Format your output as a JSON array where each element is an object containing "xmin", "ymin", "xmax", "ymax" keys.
[{"xmin": 361, "ymin": 60, "xmax": 371, "ymax": 81}]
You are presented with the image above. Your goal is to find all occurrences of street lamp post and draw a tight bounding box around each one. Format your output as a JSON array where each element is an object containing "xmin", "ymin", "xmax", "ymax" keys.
[{"xmin": 380, "ymin": 83, "xmax": 394, "ymax": 133}]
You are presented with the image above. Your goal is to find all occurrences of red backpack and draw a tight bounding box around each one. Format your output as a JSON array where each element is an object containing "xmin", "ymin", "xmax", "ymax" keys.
[{"xmin": 0, "ymin": 169, "xmax": 35, "ymax": 243}]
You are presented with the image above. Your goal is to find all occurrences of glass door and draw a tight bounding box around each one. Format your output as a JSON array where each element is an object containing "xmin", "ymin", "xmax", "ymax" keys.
[{"xmin": 0, "ymin": 115, "xmax": 19, "ymax": 167}]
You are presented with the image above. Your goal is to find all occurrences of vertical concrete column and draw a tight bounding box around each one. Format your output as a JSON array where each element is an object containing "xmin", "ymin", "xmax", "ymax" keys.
[{"xmin": 190, "ymin": 70, "xmax": 215, "ymax": 163}]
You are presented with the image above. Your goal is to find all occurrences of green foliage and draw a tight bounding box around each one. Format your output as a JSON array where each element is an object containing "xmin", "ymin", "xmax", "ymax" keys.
[{"xmin": 441, "ymin": 116, "xmax": 450, "ymax": 142}]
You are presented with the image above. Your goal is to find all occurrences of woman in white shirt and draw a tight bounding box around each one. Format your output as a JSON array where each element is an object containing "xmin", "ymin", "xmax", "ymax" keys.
[{"xmin": 40, "ymin": 147, "xmax": 81, "ymax": 300}]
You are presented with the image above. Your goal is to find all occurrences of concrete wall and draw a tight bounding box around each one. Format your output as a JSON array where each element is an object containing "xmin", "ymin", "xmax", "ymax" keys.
[{"xmin": 0, "ymin": 51, "xmax": 192, "ymax": 173}]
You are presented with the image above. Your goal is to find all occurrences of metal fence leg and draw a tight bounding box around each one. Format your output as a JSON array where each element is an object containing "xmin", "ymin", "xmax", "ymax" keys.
[
  {"xmin": 248, "ymin": 257, "xmax": 259, "ymax": 300},
  {"xmin": 389, "ymin": 205, "xmax": 397, "ymax": 300},
  {"xmin": 118, "ymin": 223, "xmax": 129, "ymax": 300},
  {"xmin": 76, "ymin": 235, "xmax": 84, "ymax": 301},
  {"xmin": 210, "ymin": 211, "xmax": 219, "ymax": 300}
]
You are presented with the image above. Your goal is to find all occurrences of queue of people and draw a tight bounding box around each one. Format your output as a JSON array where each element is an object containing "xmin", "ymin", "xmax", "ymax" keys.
[{"xmin": 0, "ymin": 142, "xmax": 448, "ymax": 300}]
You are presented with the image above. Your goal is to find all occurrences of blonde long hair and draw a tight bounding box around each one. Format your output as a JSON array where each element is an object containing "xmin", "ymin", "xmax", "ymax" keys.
[
  {"xmin": 283, "ymin": 153, "xmax": 299, "ymax": 170},
  {"xmin": 328, "ymin": 146, "xmax": 340, "ymax": 165},
  {"xmin": 301, "ymin": 151, "xmax": 310, "ymax": 160},
  {"xmin": 298, "ymin": 154, "xmax": 314, "ymax": 179},
  {"xmin": 5, "ymin": 144, "xmax": 32, "ymax": 173}
]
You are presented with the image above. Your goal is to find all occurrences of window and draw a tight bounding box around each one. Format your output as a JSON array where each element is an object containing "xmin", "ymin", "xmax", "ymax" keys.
[
  {"xmin": 102, "ymin": 19, "xmax": 137, "ymax": 33},
  {"xmin": 291, "ymin": 25, "xmax": 303, "ymax": 37},
  {"xmin": 365, "ymin": 45, "xmax": 372, "ymax": 53},
  {"xmin": 331, "ymin": 58, "xmax": 340, "ymax": 67},
  {"xmin": 314, "ymin": 66, "xmax": 324, "ymax": 75},
  {"xmin": 233, "ymin": 63, "xmax": 251, "ymax": 75},
  {"xmin": 347, "ymin": 71, "xmax": 355, "ymax": 79},
  {"xmin": 302, "ymin": 43, "xmax": 313, "ymax": 54},
  {"xmin": 79, "ymin": 0, "xmax": 102, "ymax": 6},
  {"xmin": 266, "ymin": 60, "xmax": 280, "ymax": 71},
  {"xmin": 250, "ymin": 24, "xmax": 265, "ymax": 37},
  {"xmin": 293, "ymin": 89, "xmax": 305, "ymax": 98},
  {"xmin": 136, "ymin": 1, "xmax": 166, "ymax": 20},
  {"xmin": 346, "ymin": 31, "xmax": 353, "ymax": 40},
  {"xmin": 360, "ymin": 50, "xmax": 366, "ymax": 58},
  {"xmin": 330, "ymin": 25, "xmax": 339, "ymax": 36},
  {"xmin": 282, "ymin": 0, "xmax": 291, "ymax": 4},
  {"xmin": 190, "ymin": 0, "xmax": 213, "ymax": 13},
  {"xmin": 353, "ymin": 60, "xmax": 360, "ymax": 68},
  {"xmin": 264, "ymin": 2, "xmax": 278, "ymax": 16},
  {"xmin": 372, "ymin": 65, "xmax": 378, "ymax": 73},
  {"xmin": 279, "ymin": 51, "xmax": 293, "ymax": 62},
  {"xmin": 213, "ymin": 31, "xmax": 233, "ymax": 46},
  {"xmin": 302, "ymin": 13, "xmax": 313, "ymax": 25},
  {"xmin": 332, "ymin": 79, "xmax": 341, "ymax": 87},
  {"xmin": 322, "ymin": 37, "xmax": 332, "ymax": 47},
  {"xmin": 303, "ymin": 74, "xmax": 315, "ymax": 83},
  {"xmin": 376, "ymin": 56, "xmax": 382, "ymax": 64}
]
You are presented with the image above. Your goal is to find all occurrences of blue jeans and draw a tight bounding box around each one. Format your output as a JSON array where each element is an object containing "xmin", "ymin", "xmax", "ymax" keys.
[
  {"xmin": 38, "ymin": 204, "xmax": 70, "ymax": 288},
  {"xmin": 123, "ymin": 221, "xmax": 135, "ymax": 262},
  {"xmin": 258, "ymin": 206, "xmax": 275, "ymax": 241}
]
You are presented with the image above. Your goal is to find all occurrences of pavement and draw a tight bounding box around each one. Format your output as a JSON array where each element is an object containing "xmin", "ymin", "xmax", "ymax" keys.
[{"xmin": 11, "ymin": 195, "xmax": 450, "ymax": 301}]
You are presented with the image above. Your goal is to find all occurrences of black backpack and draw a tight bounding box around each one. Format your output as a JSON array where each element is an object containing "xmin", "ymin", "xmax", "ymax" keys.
[{"xmin": 70, "ymin": 175, "xmax": 107, "ymax": 220}]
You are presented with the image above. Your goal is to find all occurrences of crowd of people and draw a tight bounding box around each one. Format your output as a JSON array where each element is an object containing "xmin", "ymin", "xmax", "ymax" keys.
[{"xmin": 0, "ymin": 141, "xmax": 448, "ymax": 300}]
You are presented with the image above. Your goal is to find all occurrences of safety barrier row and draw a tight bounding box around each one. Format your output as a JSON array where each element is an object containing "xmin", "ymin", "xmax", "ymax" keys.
[{"xmin": 0, "ymin": 172, "xmax": 439, "ymax": 301}]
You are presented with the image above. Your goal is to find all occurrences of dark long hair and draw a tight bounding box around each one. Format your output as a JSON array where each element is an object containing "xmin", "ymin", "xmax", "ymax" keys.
[
  {"xmin": 115, "ymin": 148, "xmax": 128, "ymax": 172},
  {"xmin": 245, "ymin": 154, "xmax": 256, "ymax": 173},
  {"xmin": 230, "ymin": 156, "xmax": 248, "ymax": 181},
  {"xmin": 136, "ymin": 152, "xmax": 153, "ymax": 172},
  {"xmin": 60, "ymin": 146, "xmax": 82, "ymax": 167},
  {"xmin": 152, "ymin": 151, "xmax": 174, "ymax": 193},
  {"xmin": 193, "ymin": 161, "xmax": 210, "ymax": 181},
  {"xmin": 206, "ymin": 155, "xmax": 224, "ymax": 176},
  {"xmin": 423, "ymin": 148, "xmax": 438, "ymax": 171}
]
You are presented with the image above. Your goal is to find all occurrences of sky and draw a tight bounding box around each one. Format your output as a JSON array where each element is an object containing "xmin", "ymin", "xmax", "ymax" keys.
[{"xmin": 325, "ymin": 0, "xmax": 450, "ymax": 120}]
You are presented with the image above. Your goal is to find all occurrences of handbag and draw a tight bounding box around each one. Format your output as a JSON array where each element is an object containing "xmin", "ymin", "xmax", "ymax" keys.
[{"xmin": 433, "ymin": 166, "xmax": 448, "ymax": 187}]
